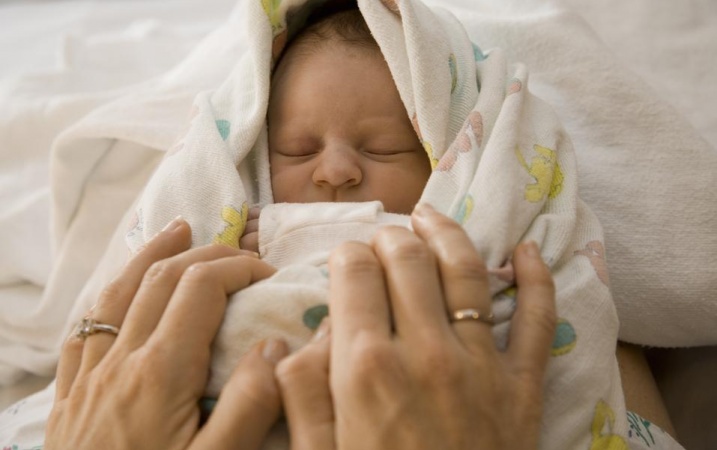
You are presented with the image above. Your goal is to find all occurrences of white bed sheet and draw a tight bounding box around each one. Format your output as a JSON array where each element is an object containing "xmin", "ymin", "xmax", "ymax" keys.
[{"xmin": 0, "ymin": 0, "xmax": 236, "ymax": 390}]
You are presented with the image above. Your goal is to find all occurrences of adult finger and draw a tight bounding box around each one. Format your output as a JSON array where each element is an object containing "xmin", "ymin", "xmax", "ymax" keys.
[
  {"xmin": 114, "ymin": 244, "xmax": 254, "ymax": 353},
  {"xmin": 148, "ymin": 255, "xmax": 277, "ymax": 372},
  {"xmin": 190, "ymin": 340, "xmax": 288, "ymax": 450},
  {"xmin": 371, "ymin": 225, "xmax": 449, "ymax": 339},
  {"xmin": 410, "ymin": 203, "xmax": 495, "ymax": 353},
  {"xmin": 328, "ymin": 241, "xmax": 391, "ymax": 350},
  {"xmin": 277, "ymin": 319, "xmax": 335, "ymax": 450},
  {"xmin": 78, "ymin": 217, "xmax": 191, "ymax": 376},
  {"xmin": 55, "ymin": 333, "xmax": 85, "ymax": 402},
  {"xmin": 505, "ymin": 241, "xmax": 556, "ymax": 379}
]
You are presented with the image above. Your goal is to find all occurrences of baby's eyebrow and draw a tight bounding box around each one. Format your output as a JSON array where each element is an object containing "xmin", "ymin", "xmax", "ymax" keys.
[{"xmin": 269, "ymin": 133, "xmax": 322, "ymax": 148}]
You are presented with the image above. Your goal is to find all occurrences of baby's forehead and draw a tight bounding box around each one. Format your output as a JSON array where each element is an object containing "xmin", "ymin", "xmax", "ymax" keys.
[
  {"xmin": 269, "ymin": 38, "xmax": 387, "ymax": 105},
  {"xmin": 278, "ymin": 36, "xmax": 381, "ymax": 73}
]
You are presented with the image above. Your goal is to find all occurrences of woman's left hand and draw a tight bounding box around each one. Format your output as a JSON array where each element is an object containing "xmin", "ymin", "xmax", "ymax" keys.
[
  {"xmin": 46, "ymin": 218, "xmax": 283, "ymax": 450},
  {"xmin": 275, "ymin": 204, "xmax": 557, "ymax": 450}
]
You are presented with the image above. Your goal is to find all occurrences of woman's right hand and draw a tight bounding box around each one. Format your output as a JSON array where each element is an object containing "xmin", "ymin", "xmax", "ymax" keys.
[
  {"xmin": 46, "ymin": 217, "xmax": 283, "ymax": 450},
  {"xmin": 277, "ymin": 204, "xmax": 557, "ymax": 450}
]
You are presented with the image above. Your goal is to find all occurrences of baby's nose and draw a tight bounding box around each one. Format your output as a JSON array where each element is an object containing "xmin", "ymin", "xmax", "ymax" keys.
[{"xmin": 312, "ymin": 144, "xmax": 362, "ymax": 189}]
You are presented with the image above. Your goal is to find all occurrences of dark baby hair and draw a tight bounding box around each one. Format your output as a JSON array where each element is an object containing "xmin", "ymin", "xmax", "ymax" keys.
[{"xmin": 279, "ymin": 2, "xmax": 380, "ymax": 65}]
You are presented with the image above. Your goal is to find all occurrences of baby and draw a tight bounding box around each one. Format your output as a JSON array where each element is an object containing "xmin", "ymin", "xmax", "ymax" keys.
[{"xmin": 239, "ymin": 6, "xmax": 431, "ymax": 253}]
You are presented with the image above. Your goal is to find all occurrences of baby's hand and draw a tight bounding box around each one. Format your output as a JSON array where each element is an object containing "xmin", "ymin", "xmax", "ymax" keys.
[{"xmin": 240, "ymin": 207, "xmax": 260, "ymax": 254}]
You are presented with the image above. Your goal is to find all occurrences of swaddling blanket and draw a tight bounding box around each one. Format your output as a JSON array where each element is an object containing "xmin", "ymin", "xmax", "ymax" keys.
[{"xmin": 127, "ymin": 0, "xmax": 630, "ymax": 448}]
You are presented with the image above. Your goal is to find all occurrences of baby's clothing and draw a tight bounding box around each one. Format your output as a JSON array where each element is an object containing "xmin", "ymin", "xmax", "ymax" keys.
[{"xmin": 207, "ymin": 201, "xmax": 409, "ymax": 396}]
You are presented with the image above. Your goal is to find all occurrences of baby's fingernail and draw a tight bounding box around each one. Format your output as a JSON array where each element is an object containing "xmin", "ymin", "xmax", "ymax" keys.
[
  {"xmin": 162, "ymin": 215, "xmax": 185, "ymax": 232},
  {"xmin": 262, "ymin": 339, "xmax": 288, "ymax": 364},
  {"xmin": 523, "ymin": 241, "xmax": 540, "ymax": 258},
  {"xmin": 312, "ymin": 318, "xmax": 331, "ymax": 342}
]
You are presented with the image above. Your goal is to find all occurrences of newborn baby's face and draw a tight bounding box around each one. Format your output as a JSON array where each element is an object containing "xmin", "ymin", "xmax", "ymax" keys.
[{"xmin": 268, "ymin": 43, "xmax": 431, "ymax": 215}]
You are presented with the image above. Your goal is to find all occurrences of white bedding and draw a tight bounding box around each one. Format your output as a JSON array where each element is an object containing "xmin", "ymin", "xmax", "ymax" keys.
[{"xmin": 0, "ymin": 0, "xmax": 715, "ymax": 429}]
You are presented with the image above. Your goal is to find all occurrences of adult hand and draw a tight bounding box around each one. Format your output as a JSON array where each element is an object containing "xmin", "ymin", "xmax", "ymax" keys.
[
  {"xmin": 276, "ymin": 203, "xmax": 557, "ymax": 450},
  {"xmin": 46, "ymin": 217, "xmax": 285, "ymax": 450}
]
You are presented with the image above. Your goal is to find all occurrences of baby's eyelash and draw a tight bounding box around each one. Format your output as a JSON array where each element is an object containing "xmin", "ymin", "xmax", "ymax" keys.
[
  {"xmin": 276, "ymin": 149, "xmax": 318, "ymax": 157},
  {"xmin": 364, "ymin": 148, "xmax": 410, "ymax": 156}
]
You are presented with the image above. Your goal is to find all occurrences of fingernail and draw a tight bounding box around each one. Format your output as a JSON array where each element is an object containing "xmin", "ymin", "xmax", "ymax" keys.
[
  {"xmin": 162, "ymin": 215, "xmax": 185, "ymax": 232},
  {"xmin": 262, "ymin": 339, "xmax": 288, "ymax": 364},
  {"xmin": 312, "ymin": 318, "xmax": 331, "ymax": 343},
  {"xmin": 523, "ymin": 241, "xmax": 540, "ymax": 258}
]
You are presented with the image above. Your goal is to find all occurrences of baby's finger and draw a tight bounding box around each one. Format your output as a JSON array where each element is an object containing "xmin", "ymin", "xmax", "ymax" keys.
[
  {"xmin": 505, "ymin": 241, "xmax": 556, "ymax": 381},
  {"xmin": 78, "ymin": 217, "xmax": 191, "ymax": 377},
  {"xmin": 239, "ymin": 231, "xmax": 259, "ymax": 253},
  {"xmin": 148, "ymin": 255, "xmax": 277, "ymax": 375},
  {"xmin": 191, "ymin": 340, "xmax": 288, "ymax": 450},
  {"xmin": 277, "ymin": 320, "xmax": 335, "ymax": 450},
  {"xmin": 243, "ymin": 217, "xmax": 260, "ymax": 235},
  {"xmin": 247, "ymin": 206, "xmax": 261, "ymax": 221}
]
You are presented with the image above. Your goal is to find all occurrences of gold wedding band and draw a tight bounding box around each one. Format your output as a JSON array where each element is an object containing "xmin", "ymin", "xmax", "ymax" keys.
[
  {"xmin": 74, "ymin": 317, "xmax": 120, "ymax": 340},
  {"xmin": 450, "ymin": 308, "xmax": 495, "ymax": 325}
]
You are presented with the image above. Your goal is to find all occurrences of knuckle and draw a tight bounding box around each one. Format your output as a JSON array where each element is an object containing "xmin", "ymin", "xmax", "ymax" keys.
[
  {"xmin": 275, "ymin": 353, "xmax": 315, "ymax": 387},
  {"xmin": 143, "ymin": 260, "xmax": 182, "ymax": 285},
  {"xmin": 129, "ymin": 346, "xmax": 173, "ymax": 391},
  {"xmin": 98, "ymin": 278, "xmax": 126, "ymax": 308},
  {"xmin": 418, "ymin": 343, "xmax": 462, "ymax": 385},
  {"xmin": 182, "ymin": 261, "xmax": 217, "ymax": 283},
  {"xmin": 531, "ymin": 267, "xmax": 556, "ymax": 292},
  {"xmin": 526, "ymin": 303, "xmax": 558, "ymax": 337},
  {"xmin": 206, "ymin": 243, "xmax": 241, "ymax": 256},
  {"xmin": 231, "ymin": 370, "xmax": 280, "ymax": 414},
  {"xmin": 350, "ymin": 338, "xmax": 397, "ymax": 383},
  {"xmin": 524, "ymin": 262, "xmax": 555, "ymax": 292},
  {"xmin": 444, "ymin": 252, "xmax": 488, "ymax": 280},
  {"xmin": 376, "ymin": 233, "xmax": 432, "ymax": 263},
  {"xmin": 241, "ymin": 372, "xmax": 278, "ymax": 402},
  {"xmin": 61, "ymin": 334, "xmax": 85, "ymax": 354},
  {"xmin": 330, "ymin": 243, "xmax": 380, "ymax": 274}
]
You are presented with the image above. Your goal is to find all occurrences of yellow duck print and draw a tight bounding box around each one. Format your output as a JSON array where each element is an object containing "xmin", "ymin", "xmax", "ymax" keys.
[
  {"xmin": 515, "ymin": 144, "xmax": 564, "ymax": 202},
  {"xmin": 214, "ymin": 203, "xmax": 249, "ymax": 249},
  {"xmin": 590, "ymin": 400, "xmax": 629, "ymax": 450}
]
